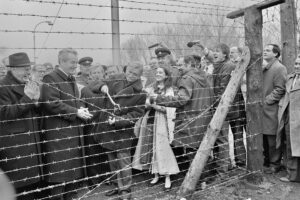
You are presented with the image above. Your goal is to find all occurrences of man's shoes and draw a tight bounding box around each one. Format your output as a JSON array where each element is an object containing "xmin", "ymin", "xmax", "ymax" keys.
[
  {"xmin": 279, "ymin": 176, "xmax": 290, "ymax": 182},
  {"xmin": 88, "ymin": 180, "xmax": 97, "ymax": 190},
  {"xmin": 236, "ymin": 161, "xmax": 246, "ymax": 167},
  {"xmin": 213, "ymin": 172, "xmax": 229, "ymax": 184},
  {"xmin": 263, "ymin": 166, "xmax": 280, "ymax": 174},
  {"xmin": 64, "ymin": 191, "xmax": 78, "ymax": 200},
  {"xmin": 119, "ymin": 190, "xmax": 131, "ymax": 200},
  {"xmin": 105, "ymin": 189, "xmax": 119, "ymax": 197}
]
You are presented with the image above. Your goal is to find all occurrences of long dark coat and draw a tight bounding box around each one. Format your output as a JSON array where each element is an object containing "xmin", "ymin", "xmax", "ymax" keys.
[
  {"xmin": 0, "ymin": 71, "xmax": 43, "ymax": 188},
  {"xmin": 40, "ymin": 69, "xmax": 87, "ymax": 183},
  {"xmin": 156, "ymin": 69, "xmax": 213, "ymax": 148},
  {"xmin": 263, "ymin": 59, "xmax": 287, "ymax": 135},
  {"xmin": 91, "ymin": 73, "xmax": 146, "ymax": 151}
]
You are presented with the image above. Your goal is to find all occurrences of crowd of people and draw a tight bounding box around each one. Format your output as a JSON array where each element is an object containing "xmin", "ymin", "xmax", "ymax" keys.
[{"xmin": 0, "ymin": 41, "xmax": 299, "ymax": 200}]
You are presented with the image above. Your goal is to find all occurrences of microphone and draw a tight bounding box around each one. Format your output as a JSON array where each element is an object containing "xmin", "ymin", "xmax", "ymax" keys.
[
  {"xmin": 187, "ymin": 40, "xmax": 204, "ymax": 49},
  {"xmin": 148, "ymin": 43, "xmax": 162, "ymax": 49}
]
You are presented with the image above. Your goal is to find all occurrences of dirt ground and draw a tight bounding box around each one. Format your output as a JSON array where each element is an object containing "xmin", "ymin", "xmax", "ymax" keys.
[
  {"xmin": 75, "ymin": 167, "xmax": 300, "ymax": 200},
  {"xmin": 75, "ymin": 132, "xmax": 300, "ymax": 200}
]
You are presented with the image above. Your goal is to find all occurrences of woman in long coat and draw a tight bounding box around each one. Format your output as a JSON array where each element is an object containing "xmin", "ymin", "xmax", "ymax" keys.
[{"xmin": 133, "ymin": 66, "xmax": 179, "ymax": 190}]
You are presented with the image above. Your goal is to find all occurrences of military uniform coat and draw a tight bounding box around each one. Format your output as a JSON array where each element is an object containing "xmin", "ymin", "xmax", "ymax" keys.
[
  {"xmin": 156, "ymin": 69, "xmax": 213, "ymax": 148},
  {"xmin": 263, "ymin": 59, "xmax": 287, "ymax": 135},
  {"xmin": 41, "ymin": 69, "xmax": 87, "ymax": 183},
  {"xmin": 91, "ymin": 73, "xmax": 146, "ymax": 151},
  {"xmin": 277, "ymin": 73, "xmax": 300, "ymax": 156},
  {"xmin": 0, "ymin": 71, "xmax": 43, "ymax": 188}
]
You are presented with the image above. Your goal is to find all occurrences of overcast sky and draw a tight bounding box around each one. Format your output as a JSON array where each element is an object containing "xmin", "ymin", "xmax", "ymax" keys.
[{"xmin": 0, "ymin": 0, "xmax": 263, "ymax": 65}]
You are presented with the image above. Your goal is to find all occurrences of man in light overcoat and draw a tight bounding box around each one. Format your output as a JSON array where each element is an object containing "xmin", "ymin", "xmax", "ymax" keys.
[{"xmin": 276, "ymin": 56, "xmax": 300, "ymax": 182}]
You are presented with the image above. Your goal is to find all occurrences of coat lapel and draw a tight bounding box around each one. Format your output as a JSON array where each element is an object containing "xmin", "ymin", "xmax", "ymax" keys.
[
  {"xmin": 54, "ymin": 69, "xmax": 79, "ymax": 98},
  {"xmin": 5, "ymin": 71, "xmax": 25, "ymax": 96},
  {"xmin": 290, "ymin": 75, "xmax": 300, "ymax": 92}
]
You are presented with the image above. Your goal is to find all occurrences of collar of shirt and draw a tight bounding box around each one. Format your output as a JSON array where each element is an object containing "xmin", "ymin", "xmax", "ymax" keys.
[
  {"xmin": 57, "ymin": 67, "xmax": 69, "ymax": 77},
  {"xmin": 264, "ymin": 58, "xmax": 277, "ymax": 71}
]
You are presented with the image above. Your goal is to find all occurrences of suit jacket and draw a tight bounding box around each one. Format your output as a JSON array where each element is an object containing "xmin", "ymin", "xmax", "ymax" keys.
[
  {"xmin": 277, "ymin": 73, "xmax": 300, "ymax": 156},
  {"xmin": 91, "ymin": 73, "xmax": 146, "ymax": 151},
  {"xmin": 263, "ymin": 59, "xmax": 287, "ymax": 135},
  {"xmin": 41, "ymin": 68, "xmax": 87, "ymax": 183},
  {"xmin": 0, "ymin": 71, "xmax": 43, "ymax": 188}
]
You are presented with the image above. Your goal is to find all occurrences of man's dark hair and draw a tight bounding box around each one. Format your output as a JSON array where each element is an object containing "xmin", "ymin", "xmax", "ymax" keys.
[
  {"xmin": 215, "ymin": 43, "xmax": 230, "ymax": 59},
  {"xmin": 184, "ymin": 55, "xmax": 196, "ymax": 68},
  {"xmin": 267, "ymin": 44, "xmax": 281, "ymax": 58}
]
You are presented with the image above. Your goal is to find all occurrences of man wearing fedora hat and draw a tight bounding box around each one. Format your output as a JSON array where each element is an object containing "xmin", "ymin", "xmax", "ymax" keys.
[{"xmin": 0, "ymin": 52, "xmax": 44, "ymax": 199}]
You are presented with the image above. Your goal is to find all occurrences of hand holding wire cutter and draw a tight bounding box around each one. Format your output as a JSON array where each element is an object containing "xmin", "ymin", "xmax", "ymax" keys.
[{"xmin": 101, "ymin": 85, "xmax": 121, "ymax": 112}]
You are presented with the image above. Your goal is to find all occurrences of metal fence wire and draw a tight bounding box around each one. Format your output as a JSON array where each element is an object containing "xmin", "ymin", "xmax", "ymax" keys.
[{"xmin": 0, "ymin": 0, "xmax": 288, "ymax": 200}]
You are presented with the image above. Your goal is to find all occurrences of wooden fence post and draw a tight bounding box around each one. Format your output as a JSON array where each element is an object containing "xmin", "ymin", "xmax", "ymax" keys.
[{"xmin": 244, "ymin": 7, "xmax": 264, "ymax": 177}]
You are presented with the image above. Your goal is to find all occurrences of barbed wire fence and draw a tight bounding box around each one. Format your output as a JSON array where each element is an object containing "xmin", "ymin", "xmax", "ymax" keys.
[{"xmin": 0, "ymin": 0, "xmax": 293, "ymax": 200}]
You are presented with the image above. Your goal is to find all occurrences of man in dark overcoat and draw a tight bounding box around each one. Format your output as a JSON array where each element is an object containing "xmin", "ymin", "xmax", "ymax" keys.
[
  {"xmin": 262, "ymin": 44, "xmax": 287, "ymax": 173},
  {"xmin": 91, "ymin": 62, "xmax": 146, "ymax": 200},
  {"xmin": 40, "ymin": 48, "xmax": 93, "ymax": 200},
  {"xmin": 0, "ymin": 52, "xmax": 43, "ymax": 199}
]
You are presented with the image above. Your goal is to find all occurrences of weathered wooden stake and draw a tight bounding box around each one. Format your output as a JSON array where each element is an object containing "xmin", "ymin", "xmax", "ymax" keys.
[
  {"xmin": 244, "ymin": 7, "xmax": 264, "ymax": 175},
  {"xmin": 176, "ymin": 47, "xmax": 250, "ymax": 200}
]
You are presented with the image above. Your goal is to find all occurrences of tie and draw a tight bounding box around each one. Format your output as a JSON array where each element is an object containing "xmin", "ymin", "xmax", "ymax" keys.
[
  {"xmin": 292, "ymin": 74, "xmax": 300, "ymax": 89},
  {"xmin": 67, "ymin": 75, "xmax": 79, "ymax": 98}
]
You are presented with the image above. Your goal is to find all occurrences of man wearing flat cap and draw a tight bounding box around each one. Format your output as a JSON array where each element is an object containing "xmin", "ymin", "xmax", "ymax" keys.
[
  {"xmin": 77, "ymin": 56, "xmax": 93, "ymax": 87},
  {"xmin": 0, "ymin": 52, "xmax": 44, "ymax": 199}
]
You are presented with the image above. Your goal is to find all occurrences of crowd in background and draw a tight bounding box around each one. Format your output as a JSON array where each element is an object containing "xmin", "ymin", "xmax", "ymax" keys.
[{"xmin": 0, "ymin": 41, "xmax": 299, "ymax": 200}]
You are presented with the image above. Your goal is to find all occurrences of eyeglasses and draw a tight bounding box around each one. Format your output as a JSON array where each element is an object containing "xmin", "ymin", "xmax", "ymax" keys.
[{"xmin": 295, "ymin": 62, "xmax": 300, "ymax": 65}]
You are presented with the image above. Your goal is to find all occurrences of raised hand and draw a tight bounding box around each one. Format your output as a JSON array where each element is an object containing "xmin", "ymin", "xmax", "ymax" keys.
[{"xmin": 24, "ymin": 81, "xmax": 40, "ymax": 101}]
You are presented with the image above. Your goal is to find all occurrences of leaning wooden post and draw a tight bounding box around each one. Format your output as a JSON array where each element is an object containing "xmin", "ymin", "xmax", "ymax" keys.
[
  {"xmin": 176, "ymin": 47, "xmax": 250, "ymax": 200},
  {"xmin": 244, "ymin": 7, "xmax": 264, "ymax": 176}
]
